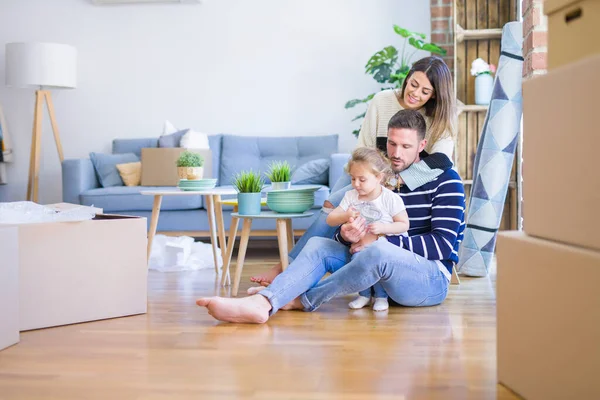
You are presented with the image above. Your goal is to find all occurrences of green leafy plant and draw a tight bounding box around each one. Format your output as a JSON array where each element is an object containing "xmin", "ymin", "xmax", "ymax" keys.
[
  {"xmin": 176, "ymin": 151, "xmax": 204, "ymax": 167},
  {"xmin": 233, "ymin": 170, "xmax": 264, "ymax": 193},
  {"xmin": 345, "ymin": 25, "xmax": 447, "ymax": 137},
  {"xmin": 264, "ymin": 161, "xmax": 292, "ymax": 183}
]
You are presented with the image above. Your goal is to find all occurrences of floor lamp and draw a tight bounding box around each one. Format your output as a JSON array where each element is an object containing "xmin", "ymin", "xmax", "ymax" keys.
[{"xmin": 5, "ymin": 42, "xmax": 77, "ymax": 203}]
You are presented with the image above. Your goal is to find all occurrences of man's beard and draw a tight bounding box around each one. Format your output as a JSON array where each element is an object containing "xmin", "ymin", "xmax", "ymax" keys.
[{"xmin": 390, "ymin": 154, "xmax": 418, "ymax": 173}]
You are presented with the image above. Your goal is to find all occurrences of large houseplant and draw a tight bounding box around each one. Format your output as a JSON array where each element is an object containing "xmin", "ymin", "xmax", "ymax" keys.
[
  {"xmin": 345, "ymin": 25, "xmax": 447, "ymax": 137},
  {"xmin": 265, "ymin": 161, "xmax": 292, "ymax": 190},
  {"xmin": 233, "ymin": 170, "xmax": 264, "ymax": 215},
  {"xmin": 176, "ymin": 151, "xmax": 204, "ymax": 180}
]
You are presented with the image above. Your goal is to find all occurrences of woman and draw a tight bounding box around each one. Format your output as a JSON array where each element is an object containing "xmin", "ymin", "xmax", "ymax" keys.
[{"xmin": 251, "ymin": 56, "xmax": 457, "ymax": 284}]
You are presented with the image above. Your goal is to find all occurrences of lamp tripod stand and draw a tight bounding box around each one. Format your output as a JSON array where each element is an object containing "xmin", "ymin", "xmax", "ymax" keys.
[{"xmin": 27, "ymin": 89, "xmax": 64, "ymax": 202}]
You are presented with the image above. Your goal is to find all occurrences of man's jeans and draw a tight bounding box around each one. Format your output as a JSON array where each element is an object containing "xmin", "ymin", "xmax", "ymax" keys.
[{"xmin": 259, "ymin": 237, "xmax": 449, "ymax": 315}]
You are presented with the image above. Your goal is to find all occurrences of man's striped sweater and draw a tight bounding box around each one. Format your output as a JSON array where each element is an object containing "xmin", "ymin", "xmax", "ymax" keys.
[{"xmin": 335, "ymin": 166, "xmax": 466, "ymax": 280}]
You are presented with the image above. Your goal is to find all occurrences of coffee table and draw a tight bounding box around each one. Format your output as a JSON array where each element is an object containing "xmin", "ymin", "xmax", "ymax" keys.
[
  {"xmin": 224, "ymin": 210, "xmax": 313, "ymax": 296},
  {"xmin": 140, "ymin": 188, "xmax": 237, "ymax": 274}
]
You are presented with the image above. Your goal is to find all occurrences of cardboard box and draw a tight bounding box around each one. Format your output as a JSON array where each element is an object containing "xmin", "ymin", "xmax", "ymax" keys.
[
  {"xmin": 546, "ymin": 0, "xmax": 600, "ymax": 69},
  {"xmin": 0, "ymin": 227, "xmax": 19, "ymax": 351},
  {"xmin": 141, "ymin": 148, "xmax": 212, "ymax": 186},
  {"xmin": 1, "ymin": 214, "xmax": 148, "ymax": 331},
  {"xmin": 522, "ymin": 54, "xmax": 600, "ymax": 251},
  {"xmin": 46, "ymin": 202, "xmax": 103, "ymax": 214},
  {"xmin": 497, "ymin": 231, "xmax": 600, "ymax": 400}
]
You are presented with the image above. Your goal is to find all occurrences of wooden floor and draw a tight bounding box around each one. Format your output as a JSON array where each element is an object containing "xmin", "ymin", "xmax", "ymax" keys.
[{"xmin": 0, "ymin": 247, "xmax": 518, "ymax": 400}]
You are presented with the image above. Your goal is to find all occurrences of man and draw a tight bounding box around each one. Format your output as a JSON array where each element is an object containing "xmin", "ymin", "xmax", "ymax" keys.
[{"xmin": 196, "ymin": 109, "xmax": 465, "ymax": 323}]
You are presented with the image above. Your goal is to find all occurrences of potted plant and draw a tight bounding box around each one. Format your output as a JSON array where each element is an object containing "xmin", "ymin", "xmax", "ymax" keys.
[
  {"xmin": 265, "ymin": 161, "xmax": 292, "ymax": 190},
  {"xmin": 471, "ymin": 58, "xmax": 497, "ymax": 105},
  {"xmin": 233, "ymin": 170, "xmax": 264, "ymax": 215},
  {"xmin": 345, "ymin": 25, "xmax": 447, "ymax": 137},
  {"xmin": 176, "ymin": 151, "xmax": 204, "ymax": 180}
]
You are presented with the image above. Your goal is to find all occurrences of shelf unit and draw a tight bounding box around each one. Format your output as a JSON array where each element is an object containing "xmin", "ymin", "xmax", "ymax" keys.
[
  {"xmin": 455, "ymin": 24, "xmax": 503, "ymax": 42},
  {"xmin": 452, "ymin": 0, "xmax": 520, "ymax": 231}
]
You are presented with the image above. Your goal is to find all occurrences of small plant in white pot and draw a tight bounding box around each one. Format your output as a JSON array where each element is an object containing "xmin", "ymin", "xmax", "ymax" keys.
[
  {"xmin": 265, "ymin": 161, "xmax": 292, "ymax": 190},
  {"xmin": 471, "ymin": 58, "xmax": 497, "ymax": 105},
  {"xmin": 176, "ymin": 151, "xmax": 204, "ymax": 180},
  {"xmin": 233, "ymin": 170, "xmax": 264, "ymax": 215}
]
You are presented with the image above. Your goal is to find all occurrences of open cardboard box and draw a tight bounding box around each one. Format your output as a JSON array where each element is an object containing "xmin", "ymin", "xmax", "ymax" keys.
[{"xmin": 1, "ymin": 213, "xmax": 148, "ymax": 331}]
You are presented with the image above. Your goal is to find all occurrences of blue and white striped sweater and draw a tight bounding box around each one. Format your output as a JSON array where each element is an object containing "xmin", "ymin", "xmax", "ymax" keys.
[{"xmin": 386, "ymin": 169, "xmax": 466, "ymax": 275}]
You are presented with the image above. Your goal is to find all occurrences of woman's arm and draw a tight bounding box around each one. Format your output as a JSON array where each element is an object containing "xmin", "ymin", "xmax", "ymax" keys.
[
  {"xmin": 355, "ymin": 97, "xmax": 379, "ymax": 149},
  {"xmin": 398, "ymin": 136, "xmax": 455, "ymax": 190}
]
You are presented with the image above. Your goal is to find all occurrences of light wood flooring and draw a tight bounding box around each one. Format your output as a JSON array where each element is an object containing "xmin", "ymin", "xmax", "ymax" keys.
[{"xmin": 0, "ymin": 247, "xmax": 519, "ymax": 400}]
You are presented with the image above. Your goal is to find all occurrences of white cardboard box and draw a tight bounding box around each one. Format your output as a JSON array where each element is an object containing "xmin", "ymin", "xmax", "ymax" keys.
[
  {"xmin": 1, "ymin": 214, "xmax": 148, "ymax": 331},
  {"xmin": 0, "ymin": 226, "xmax": 19, "ymax": 351},
  {"xmin": 497, "ymin": 231, "xmax": 600, "ymax": 400}
]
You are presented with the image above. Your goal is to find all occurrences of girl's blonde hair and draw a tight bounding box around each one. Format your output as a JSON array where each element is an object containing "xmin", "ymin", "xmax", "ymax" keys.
[
  {"xmin": 399, "ymin": 56, "xmax": 457, "ymax": 146},
  {"xmin": 345, "ymin": 147, "xmax": 391, "ymax": 179}
]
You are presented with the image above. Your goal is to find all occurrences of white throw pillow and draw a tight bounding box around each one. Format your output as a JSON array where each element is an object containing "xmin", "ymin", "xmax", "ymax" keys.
[
  {"xmin": 180, "ymin": 130, "xmax": 210, "ymax": 149},
  {"xmin": 162, "ymin": 120, "xmax": 178, "ymax": 136}
]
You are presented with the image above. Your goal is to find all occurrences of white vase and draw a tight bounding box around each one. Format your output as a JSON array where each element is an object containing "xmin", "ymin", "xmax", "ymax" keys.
[{"xmin": 475, "ymin": 73, "xmax": 494, "ymax": 105}]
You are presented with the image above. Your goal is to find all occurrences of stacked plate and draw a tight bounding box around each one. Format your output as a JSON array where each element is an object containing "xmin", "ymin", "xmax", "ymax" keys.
[
  {"xmin": 266, "ymin": 186, "xmax": 320, "ymax": 213},
  {"xmin": 178, "ymin": 178, "xmax": 217, "ymax": 191}
]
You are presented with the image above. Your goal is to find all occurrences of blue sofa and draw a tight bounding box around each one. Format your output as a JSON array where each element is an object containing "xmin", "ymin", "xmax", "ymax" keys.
[{"xmin": 62, "ymin": 134, "xmax": 350, "ymax": 236}]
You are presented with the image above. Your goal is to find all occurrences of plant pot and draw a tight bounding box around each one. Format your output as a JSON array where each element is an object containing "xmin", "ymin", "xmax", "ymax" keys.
[
  {"xmin": 475, "ymin": 73, "xmax": 494, "ymax": 105},
  {"xmin": 270, "ymin": 181, "xmax": 291, "ymax": 190},
  {"xmin": 178, "ymin": 166, "xmax": 204, "ymax": 180},
  {"xmin": 237, "ymin": 193, "xmax": 262, "ymax": 216}
]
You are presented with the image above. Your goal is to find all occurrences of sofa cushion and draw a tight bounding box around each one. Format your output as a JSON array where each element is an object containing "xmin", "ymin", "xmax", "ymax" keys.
[
  {"xmin": 158, "ymin": 129, "xmax": 188, "ymax": 148},
  {"xmin": 291, "ymin": 158, "xmax": 330, "ymax": 185},
  {"xmin": 219, "ymin": 134, "xmax": 338, "ymax": 186},
  {"xmin": 113, "ymin": 138, "xmax": 159, "ymax": 157},
  {"xmin": 80, "ymin": 186, "xmax": 203, "ymax": 212},
  {"xmin": 89, "ymin": 152, "xmax": 140, "ymax": 188}
]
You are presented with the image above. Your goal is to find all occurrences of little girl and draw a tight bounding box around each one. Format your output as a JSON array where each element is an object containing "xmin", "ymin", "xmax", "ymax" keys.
[{"xmin": 326, "ymin": 147, "xmax": 409, "ymax": 311}]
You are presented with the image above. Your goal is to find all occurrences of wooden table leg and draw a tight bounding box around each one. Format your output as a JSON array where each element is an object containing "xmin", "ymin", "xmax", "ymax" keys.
[
  {"xmin": 285, "ymin": 219, "xmax": 294, "ymax": 252},
  {"xmin": 221, "ymin": 209, "xmax": 239, "ymax": 287},
  {"xmin": 205, "ymin": 195, "xmax": 220, "ymax": 274},
  {"xmin": 213, "ymin": 194, "xmax": 227, "ymax": 266},
  {"xmin": 451, "ymin": 265, "xmax": 461, "ymax": 285},
  {"xmin": 232, "ymin": 218, "xmax": 252, "ymax": 296},
  {"xmin": 147, "ymin": 195, "xmax": 163, "ymax": 263},
  {"xmin": 276, "ymin": 218, "xmax": 289, "ymax": 270}
]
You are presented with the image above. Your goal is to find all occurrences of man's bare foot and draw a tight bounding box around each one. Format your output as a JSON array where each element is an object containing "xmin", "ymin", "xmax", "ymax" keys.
[
  {"xmin": 247, "ymin": 286, "xmax": 266, "ymax": 295},
  {"xmin": 281, "ymin": 297, "xmax": 304, "ymax": 311},
  {"xmin": 250, "ymin": 264, "xmax": 283, "ymax": 285},
  {"xmin": 195, "ymin": 295, "xmax": 271, "ymax": 324}
]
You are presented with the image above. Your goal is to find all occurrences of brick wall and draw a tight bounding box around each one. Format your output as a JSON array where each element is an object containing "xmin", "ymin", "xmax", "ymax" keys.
[
  {"xmin": 430, "ymin": 0, "xmax": 454, "ymax": 72},
  {"xmin": 522, "ymin": 0, "xmax": 548, "ymax": 78}
]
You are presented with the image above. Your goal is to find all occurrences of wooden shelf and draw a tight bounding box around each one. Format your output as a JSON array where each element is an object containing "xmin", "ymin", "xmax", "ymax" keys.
[
  {"xmin": 457, "ymin": 100, "xmax": 489, "ymax": 114},
  {"xmin": 455, "ymin": 24, "xmax": 502, "ymax": 42}
]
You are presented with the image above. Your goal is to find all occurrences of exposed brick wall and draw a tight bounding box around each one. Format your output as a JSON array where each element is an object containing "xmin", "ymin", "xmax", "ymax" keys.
[
  {"xmin": 522, "ymin": 0, "xmax": 547, "ymax": 78},
  {"xmin": 430, "ymin": 0, "xmax": 454, "ymax": 72}
]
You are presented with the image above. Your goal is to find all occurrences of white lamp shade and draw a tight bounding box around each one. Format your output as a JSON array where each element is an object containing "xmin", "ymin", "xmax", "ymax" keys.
[{"xmin": 5, "ymin": 42, "xmax": 77, "ymax": 89}]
